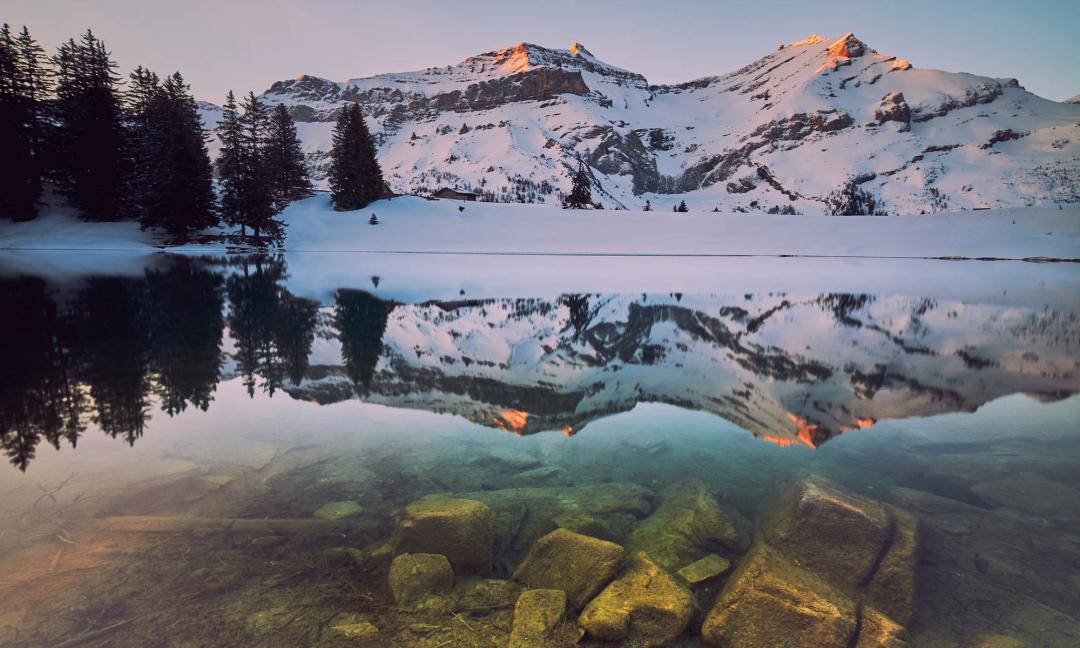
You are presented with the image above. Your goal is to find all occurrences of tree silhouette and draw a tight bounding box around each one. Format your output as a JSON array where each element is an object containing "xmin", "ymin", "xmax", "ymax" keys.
[
  {"xmin": 0, "ymin": 278, "xmax": 86, "ymax": 471},
  {"xmin": 334, "ymin": 289, "xmax": 391, "ymax": 390},
  {"xmin": 145, "ymin": 261, "xmax": 225, "ymax": 415},
  {"xmin": 70, "ymin": 277, "xmax": 151, "ymax": 445}
]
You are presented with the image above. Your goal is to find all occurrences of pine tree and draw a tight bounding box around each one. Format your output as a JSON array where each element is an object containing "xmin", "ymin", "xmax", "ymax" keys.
[
  {"xmin": 237, "ymin": 91, "xmax": 276, "ymax": 239},
  {"xmin": 263, "ymin": 103, "xmax": 312, "ymax": 209},
  {"xmin": 567, "ymin": 158, "xmax": 591, "ymax": 209},
  {"xmin": 329, "ymin": 103, "xmax": 384, "ymax": 210},
  {"xmin": 216, "ymin": 91, "xmax": 245, "ymax": 233},
  {"xmin": 0, "ymin": 24, "xmax": 49, "ymax": 221},
  {"xmin": 132, "ymin": 72, "xmax": 217, "ymax": 240},
  {"xmin": 122, "ymin": 66, "xmax": 160, "ymax": 222},
  {"xmin": 675, "ymin": 200, "xmax": 689, "ymax": 213},
  {"xmin": 52, "ymin": 30, "xmax": 127, "ymax": 221}
]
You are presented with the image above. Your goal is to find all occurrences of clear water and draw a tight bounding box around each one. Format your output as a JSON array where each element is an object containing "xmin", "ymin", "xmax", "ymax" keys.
[{"xmin": 0, "ymin": 254, "xmax": 1077, "ymax": 647}]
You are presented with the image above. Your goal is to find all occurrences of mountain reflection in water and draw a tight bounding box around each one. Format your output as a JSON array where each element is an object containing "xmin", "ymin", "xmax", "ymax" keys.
[{"xmin": 2, "ymin": 256, "xmax": 1077, "ymax": 471}]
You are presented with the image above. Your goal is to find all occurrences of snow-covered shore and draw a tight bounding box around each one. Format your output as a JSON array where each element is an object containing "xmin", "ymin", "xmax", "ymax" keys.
[{"xmin": 2, "ymin": 194, "xmax": 1079, "ymax": 260}]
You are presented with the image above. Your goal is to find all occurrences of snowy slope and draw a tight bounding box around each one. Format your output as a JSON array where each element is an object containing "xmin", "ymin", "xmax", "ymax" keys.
[{"xmin": 199, "ymin": 33, "xmax": 1080, "ymax": 214}]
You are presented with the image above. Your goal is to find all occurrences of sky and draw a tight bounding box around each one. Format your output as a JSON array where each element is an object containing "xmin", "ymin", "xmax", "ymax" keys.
[{"xmin": 6, "ymin": 0, "xmax": 1079, "ymax": 104}]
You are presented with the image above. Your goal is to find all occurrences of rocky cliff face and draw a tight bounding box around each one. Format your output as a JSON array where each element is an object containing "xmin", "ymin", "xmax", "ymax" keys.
[{"xmin": 201, "ymin": 34, "xmax": 1080, "ymax": 213}]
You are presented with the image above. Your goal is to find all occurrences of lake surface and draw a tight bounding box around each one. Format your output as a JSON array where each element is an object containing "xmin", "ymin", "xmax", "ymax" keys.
[{"xmin": 1, "ymin": 253, "xmax": 1078, "ymax": 647}]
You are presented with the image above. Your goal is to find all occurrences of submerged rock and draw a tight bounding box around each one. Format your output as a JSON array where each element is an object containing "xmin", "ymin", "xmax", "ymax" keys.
[
  {"xmin": 553, "ymin": 511, "xmax": 614, "ymax": 540},
  {"xmin": 761, "ymin": 475, "xmax": 892, "ymax": 589},
  {"xmin": 762, "ymin": 475, "xmax": 919, "ymax": 625},
  {"xmin": 676, "ymin": 553, "xmax": 732, "ymax": 585},
  {"xmin": 962, "ymin": 634, "xmax": 1028, "ymax": 648},
  {"xmin": 701, "ymin": 543, "xmax": 858, "ymax": 647},
  {"xmin": 391, "ymin": 496, "xmax": 494, "ymax": 574},
  {"xmin": 388, "ymin": 553, "xmax": 454, "ymax": 606},
  {"xmin": 447, "ymin": 482, "xmax": 654, "ymax": 565},
  {"xmin": 865, "ymin": 508, "xmax": 919, "ymax": 626},
  {"xmin": 855, "ymin": 607, "xmax": 909, "ymax": 648},
  {"xmin": 312, "ymin": 500, "xmax": 364, "ymax": 520},
  {"xmin": 580, "ymin": 552, "xmax": 694, "ymax": 645},
  {"xmin": 513, "ymin": 528, "xmax": 625, "ymax": 609},
  {"xmin": 509, "ymin": 589, "xmax": 567, "ymax": 648},
  {"xmin": 456, "ymin": 577, "xmax": 521, "ymax": 611},
  {"xmin": 628, "ymin": 479, "xmax": 750, "ymax": 570}
]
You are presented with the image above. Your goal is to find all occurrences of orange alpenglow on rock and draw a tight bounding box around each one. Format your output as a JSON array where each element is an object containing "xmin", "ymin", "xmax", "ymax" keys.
[
  {"xmin": 787, "ymin": 413, "xmax": 820, "ymax": 448},
  {"xmin": 495, "ymin": 409, "xmax": 529, "ymax": 434}
]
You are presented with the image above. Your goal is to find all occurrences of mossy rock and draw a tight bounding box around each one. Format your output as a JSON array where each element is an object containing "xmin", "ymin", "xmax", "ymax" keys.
[
  {"xmin": 702, "ymin": 543, "xmax": 858, "ymax": 647},
  {"xmin": 761, "ymin": 475, "xmax": 891, "ymax": 589},
  {"xmin": 677, "ymin": 553, "xmax": 732, "ymax": 586},
  {"xmin": 312, "ymin": 500, "xmax": 364, "ymax": 520},
  {"xmin": 580, "ymin": 552, "xmax": 694, "ymax": 645},
  {"xmin": 388, "ymin": 553, "xmax": 454, "ymax": 607},
  {"xmin": 391, "ymin": 496, "xmax": 494, "ymax": 574},
  {"xmin": 628, "ymin": 479, "xmax": 750, "ymax": 570},
  {"xmin": 855, "ymin": 607, "xmax": 909, "ymax": 648},
  {"xmin": 513, "ymin": 528, "xmax": 625, "ymax": 610},
  {"xmin": 865, "ymin": 507, "xmax": 919, "ymax": 627},
  {"xmin": 509, "ymin": 589, "xmax": 567, "ymax": 648},
  {"xmin": 553, "ymin": 511, "xmax": 613, "ymax": 540}
]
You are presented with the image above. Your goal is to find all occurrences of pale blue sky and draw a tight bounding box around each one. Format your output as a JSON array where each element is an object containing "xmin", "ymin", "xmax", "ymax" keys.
[{"xmin": 6, "ymin": 0, "xmax": 1078, "ymax": 104}]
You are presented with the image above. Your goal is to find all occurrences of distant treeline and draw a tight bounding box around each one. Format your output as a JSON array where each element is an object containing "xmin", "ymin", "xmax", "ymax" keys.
[{"xmin": 0, "ymin": 24, "xmax": 385, "ymax": 242}]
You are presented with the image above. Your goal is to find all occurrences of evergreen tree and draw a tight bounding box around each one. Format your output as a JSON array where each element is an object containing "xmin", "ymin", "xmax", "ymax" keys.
[
  {"xmin": 216, "ymin": 91, "xmax": 281, "ymax": 242},
  {"xmin": 52, "ymin": 30, "xmax": 127, "ymax": 221},
  {"xmin": 567, "ymin": 158, "xmax": 591, "ymax": 209},
  {"xmin": 0, "ymin": 25, "xmax": 49, "ymax": 221},
  {"xmin": 130, "ymin": 71, "xmax": 217, "ymax": 240},
  {"xmin": 329, "ymin": 103, "xmax": 384, "ymax": 210},
  {"xmin": 216, "ymin": 91, "xmax": 245, "ymax": 233},
  {"xmin": 642, "ymin": 199, "xmax": 652, "ymax": 212},
  {"xmin": 237, "ymin": 91, "xmax": 278, "ymax": 240},
  {"xmin": 675, "ymin": 200, "xmax": 689, "ymax": 213},
  {"xmin": 263, "ymin": 103, "xmax": 312, "ymax": 209},
  {"xmin": 122, "ymin": 65, "xmax": 160, "ymax": 220}
]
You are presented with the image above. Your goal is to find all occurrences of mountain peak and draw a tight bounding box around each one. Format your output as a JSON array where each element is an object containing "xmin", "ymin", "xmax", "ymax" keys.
[
  {"xmin": 568, "ymin": 42, "xmax": 594, "ymax": 57},
  {"xmin": 827, "ymin": 32, "xmax": 867, "ymax": 58}
]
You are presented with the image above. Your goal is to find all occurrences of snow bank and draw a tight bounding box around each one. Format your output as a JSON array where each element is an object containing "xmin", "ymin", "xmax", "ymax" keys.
[
  {"xmin": 3, "ymin": 194, "xmax": 1079, "ymax": 260},
  {"xmin": 280, "ymin": 195, "xmax": 1080, "ymax": 259}
]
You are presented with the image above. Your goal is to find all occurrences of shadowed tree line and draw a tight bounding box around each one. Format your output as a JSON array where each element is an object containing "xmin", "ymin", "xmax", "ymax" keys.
[
  {"xmin": 0, "ymin": 260, "xmax": 400, "ymax": 471},
  {"xmin": 0, "ymin": 24, "xmax": 312, "ymax": 243}
]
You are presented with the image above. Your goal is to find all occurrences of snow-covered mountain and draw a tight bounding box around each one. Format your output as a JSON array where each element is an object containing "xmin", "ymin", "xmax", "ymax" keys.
[
  {"xmin": 283, "ymin": 292, "xmax": 1079, "ymax": 447},
  {"xmin": 204, "ymin": 33, "xmax": 1080, "ymax": 214}
]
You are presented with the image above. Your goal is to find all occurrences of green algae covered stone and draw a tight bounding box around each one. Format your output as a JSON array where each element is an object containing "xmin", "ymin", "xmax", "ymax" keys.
[
  {"xmin": 509, "ymin": 589, "xmax": 567, "ymax": 648},
  {"xmin": 580, "ymin": 552, "xmax": 694, "ymax": 645},
  {"xmin": 513, "ymin": 528, "xmax": 625, "ymax": 609},
  {"xmin": 388, "ymin": 553, "xmax": 454, "ymax": 607},
  {"xmin": 391, "ymin": 496, "xmax": 494, "ymax": 574}
]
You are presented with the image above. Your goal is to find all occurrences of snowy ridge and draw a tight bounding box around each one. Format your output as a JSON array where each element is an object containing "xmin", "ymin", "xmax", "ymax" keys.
[{"xmin": 191, "ymin": 32, "xmax": 1080, "ymax": 214}]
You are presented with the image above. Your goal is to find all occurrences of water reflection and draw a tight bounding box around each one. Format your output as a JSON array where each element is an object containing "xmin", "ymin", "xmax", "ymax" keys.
[{"xmin": 2, "ymin": 257, "xmax": 1078, "ymax": 471}]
